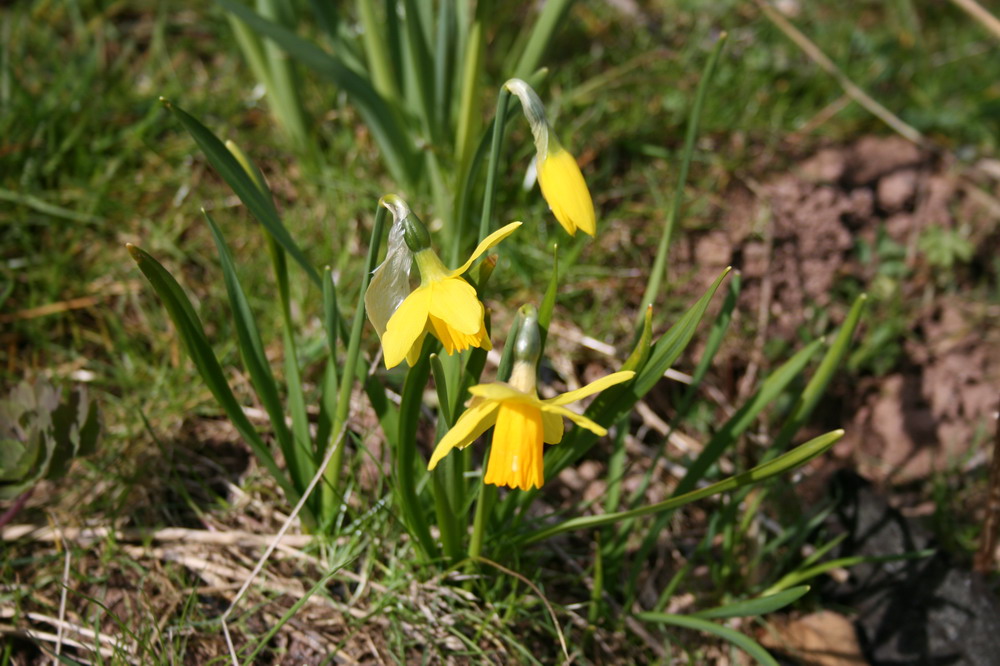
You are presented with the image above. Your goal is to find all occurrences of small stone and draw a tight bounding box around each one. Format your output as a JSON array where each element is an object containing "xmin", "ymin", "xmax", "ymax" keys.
[{"xmin": 878, "ymin": 168, "xmax": 917, "ymax": 213}]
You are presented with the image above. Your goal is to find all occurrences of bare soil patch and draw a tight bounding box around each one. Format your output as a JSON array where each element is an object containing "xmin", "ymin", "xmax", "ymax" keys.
[{"xmin": 686, "ymin": 135, "xmax": 1000, "ymax": 487}]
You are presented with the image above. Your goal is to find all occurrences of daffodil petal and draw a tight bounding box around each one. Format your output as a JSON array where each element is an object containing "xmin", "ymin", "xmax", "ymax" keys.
[
  {"xmin": 382, "ymin": 287, "xmax": 431, "ymax": 369},
  {"xmin": 543, "ymin": 371, "xmax": 635, "ymax": 406},
  {"xmin": 426, "ymin": 277, "xmax": 483, "ymax": 335},
  {"xmin": 538, "ymin": 149, "xmax": 595, "ymax": 236},
  {"xmin": 542, "ymin": 410, "xmax": 564, "ymax": 444},
  {"xmin": 485, "ymin": 402, "xmax": 545, "ymax": 490},
  {"xmin": 450, "ymin": 221, "xmax": 522, "ymax": 277},
  {"xmin": 405, "ymin": 329, "xmax": 429, "ymax": 367},
  {"xmin": 468, "ymin": 382, "xmax": 536, "ymax": 403},
  {"xmin": 540, "ymin": 404, "xmax": 608, "ymax": 437},
  {"xmin": 428, "ymin": 399, "xmax": 500, "ymax": 469}
]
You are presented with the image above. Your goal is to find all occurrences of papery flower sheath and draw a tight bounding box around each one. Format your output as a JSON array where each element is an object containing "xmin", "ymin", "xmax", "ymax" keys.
[
  {"xmin": 428, "ymin": 307, "xmax": 634, "ymax": 490},
  {"xmin": 366, "ymin": 195, "xmax": 521, "ymax": 369},
  {"xmin": 505, "ymin": 78, "xmax": 596, "ymax": 237}
]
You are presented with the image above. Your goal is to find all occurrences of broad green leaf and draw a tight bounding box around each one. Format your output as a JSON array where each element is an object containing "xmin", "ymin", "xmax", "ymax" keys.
[
  {"xmin": 401, "ymin": 0, "xmax": 437, "ymax": 140},
  {"xmin": 203, "ymin": 210, "xmax": 295, "ymax": 468}
]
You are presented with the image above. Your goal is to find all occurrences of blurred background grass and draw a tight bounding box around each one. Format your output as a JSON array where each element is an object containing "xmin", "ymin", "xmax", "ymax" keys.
[{"xmin": 2, "ymin": 0, "xmax": 999, "ymax": 661}]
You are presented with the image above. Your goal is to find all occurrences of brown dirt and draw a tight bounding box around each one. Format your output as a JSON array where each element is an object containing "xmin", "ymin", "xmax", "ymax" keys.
[{"xmin": 684, "ymin": 134, "xmax": 1000, "ymax": 487}]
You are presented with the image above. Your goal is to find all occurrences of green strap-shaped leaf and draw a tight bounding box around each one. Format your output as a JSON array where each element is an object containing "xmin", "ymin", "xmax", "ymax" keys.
[
  {"xmin": 637, "ymin": 612, "xmax": 779, "ymax": 666},
  {"xmin": 762, "ymin": 548, "xmax": 934, "ymax": 597},
  {"xmin": 519, "ymin": 429, "xmax": 843, "ymax": 545},
  {"xmin": 215, "ymin": 0, "xmax": 419, "ymax": 186},
  {"xmin": 672, "ymin": 336, "xmax": 824, "ymax": 497},
  {"xmin": 162, "ymin": 100, "xmax": 322, "ymax": 288},
  {"xmin": 770, "ymin": 293, "xmax": 868, "ymax": 453},
  {"xmin": 542, "ymin": 267, "xmax": 732, "ymax": 481},
  {"xmin": 511, "ymin": 0, "xmax": 576, "ymax": 79},
  {"xmin": 127, "ymin": 244, "xmax": 304, "ymax": 517},
  {"xmin": 693, "ymin": 586, "xmax": 810, "ymax": 619},
  {"xmin": 202, "ymin": 210, "xmax": 296, "ymax": 471}
]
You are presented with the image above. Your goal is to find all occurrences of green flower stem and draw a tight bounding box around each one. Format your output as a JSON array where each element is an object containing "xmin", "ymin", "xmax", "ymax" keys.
[
  {"xmin": 518, "ymin": 430, "xmax": 844, "ymax": 545},
  {"xmin": 468, "ymin": 478, "xmax": 496, "ymax": 560},
  {"xmin": 478, "ymin": 86, "xmax": 512, "ymax": 242},
  {"xmin": 396, "ymin": 346, "xmax": 439, "ymax": 560},
  {"xmin": 439, "ymin": 351, "xmax": 468, "ymax": 520},
  {"xmin": 637, "ymin": 31, "xmax": 727, "ymax": 327},
  {"xmin": 267, "ymin": 234, "xmax": 315, "ymax": 508},
  {"xmin": 323, "ymin": 205, "xmax": 388, "ymax": 516},
  {"xmin": 432, "ymin": 468, "xmax": 463, "ymax": 562}
]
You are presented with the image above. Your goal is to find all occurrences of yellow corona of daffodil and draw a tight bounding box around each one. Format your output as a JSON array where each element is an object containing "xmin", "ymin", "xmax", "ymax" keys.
[
  {"xmin": 428, "ymin": 307, "xmax": 634, "ymax": 490},
  {"xmin": 505, "ymin": 78, "xmax": 596, "ymax": 237},
  {"xmin": 366, "ymin": 196, "xmax": 521, "ymax": 369}
]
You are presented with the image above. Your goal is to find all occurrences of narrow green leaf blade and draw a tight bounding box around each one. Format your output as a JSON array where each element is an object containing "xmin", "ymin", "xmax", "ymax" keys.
[
  {"xmin": 693, "ymin": 586, "xmax": 810, "ymax": 619},
  {"xmin": 673, "ymin": 336, "xmax": 825, "ymax": 497},
  {"xmin": 162, "ymin": 99, "xmax": 321, "ymax": 287},
  {"xmin": 127, "ymin": 244, "xmax": 302, "ymax": 510},
  {"xmin": 521, "ymin": 429, "xmax": 843, "ymax": 544},
  {"xmin": 202, "ymin": 210, "xmax": 295, "ymax": 459},
  {"xmin": 771, "ymin": 293, "xmax": 868, "ymax": 452},
  {"xmin": 638, "ymin": 612, "xmax": 779, "ymax": 666},
  {"xmin": 215, "ymin": 0, "xmax": 418, "ymax": 185}
]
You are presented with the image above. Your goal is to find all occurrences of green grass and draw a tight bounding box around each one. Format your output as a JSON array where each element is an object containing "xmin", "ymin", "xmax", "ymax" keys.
[{"xmin": 3, "ymin": 0, "xmax": 999, "ymax": 662}]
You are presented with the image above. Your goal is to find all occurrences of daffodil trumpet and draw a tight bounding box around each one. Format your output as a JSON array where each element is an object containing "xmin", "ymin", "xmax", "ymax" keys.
[
  {"xmin": 428, "ymin": 305, "xmax": 634, "ymax": 490},
  {"xmin": 505, "ymin": 78, "xmax": 596, "ymax": 237},
  {"xmin": 365, "ymin": 195, "xmax": 521, "ymax": 369}
]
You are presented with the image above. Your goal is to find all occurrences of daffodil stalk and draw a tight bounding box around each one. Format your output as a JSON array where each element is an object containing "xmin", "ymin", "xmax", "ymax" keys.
[
  {"xmin": 478, "ymin": 85, "xmax": 512, "ymax": 242},
  {"xmin": 326, "ymin": 201, "xmax": 390, "ymax": 510}
]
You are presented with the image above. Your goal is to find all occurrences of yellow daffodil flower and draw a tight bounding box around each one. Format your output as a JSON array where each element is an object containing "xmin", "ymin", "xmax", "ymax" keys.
[
  {"xmin": 505, "ymin": 78, "xmax": 596, "ymax": 237},
  {"xmin": 368, "ymin": 196, "xmax": 521, "ymax": 369},
  {"xmin": 428, "ymin": 307, "xmax": 634, "ymax": 489}
]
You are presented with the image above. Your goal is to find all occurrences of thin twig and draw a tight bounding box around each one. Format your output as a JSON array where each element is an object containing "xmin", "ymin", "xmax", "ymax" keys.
[
  {"xmin": 0, "ymin": 623, "xmax": 134, "ymax": 662},
  {"xmin": 975, "ymin": 396, "xmax": 1000, "ymax": 573},
  {"xmin": 0, "ymin": 486, "xmax": 35, "ymax": 530},
  {"xmin": 221, "ymin": 423, "xmax": 348, "ymax": 666},
  {"xmin": 55, "ymin": 546, "xmax": 71, "ymax": 661},
  {"xmin": 473, "ymin": 557, "xmax": 571, "ymax": 664},
  {"xmin": 2, "ymin": 524, "xmax": 317, "ymax": 548},
  {"xmin": 754, "ymin": 0, "xmax": 924, "ymax": 145},
  {"xmin": 950, "ymin": 0, "xmax": 1000, "ymax": 41}
]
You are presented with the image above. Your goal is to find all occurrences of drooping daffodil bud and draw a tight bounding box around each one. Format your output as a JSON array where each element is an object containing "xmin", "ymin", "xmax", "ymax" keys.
[
  {"xmin": 365, "ymin": 194, "xmax": 522, "ymax": 369},
  {"xmin": 504, "ymin": 78, "xmax": 596, "ymax": 237}
]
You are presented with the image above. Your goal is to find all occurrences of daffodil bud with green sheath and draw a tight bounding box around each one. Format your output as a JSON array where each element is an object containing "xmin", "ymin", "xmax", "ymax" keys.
[{"xmin": 365, "ymin": 194, "xmax": 522, "ymax": 369}]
